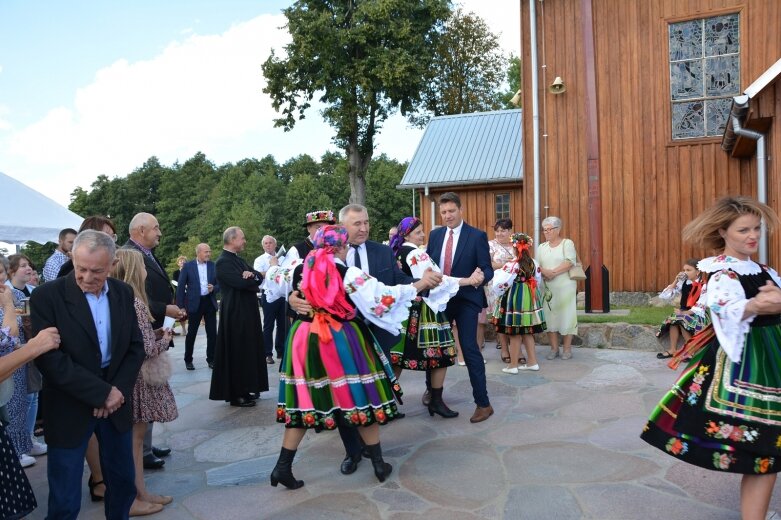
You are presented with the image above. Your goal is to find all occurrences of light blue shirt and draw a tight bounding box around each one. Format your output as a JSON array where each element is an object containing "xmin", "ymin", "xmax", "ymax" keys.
[{"xmin": 84, "ymin": 281, "xmax": 111, "ymax": 368}]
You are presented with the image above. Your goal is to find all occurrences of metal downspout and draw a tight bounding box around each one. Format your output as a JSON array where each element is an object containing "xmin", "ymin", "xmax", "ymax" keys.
[
  {"xmin": 529, "ymin": 0, "xmax": 541, "ymax": 253},
  {"xmin": 728, "ymin": 95, "xmax": 768, "ymax": 263}
]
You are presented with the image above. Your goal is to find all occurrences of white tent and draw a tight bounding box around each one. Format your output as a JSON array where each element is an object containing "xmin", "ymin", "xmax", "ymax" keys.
[{"xmin": 0, "ymin": 171, "xmax": 83, "ymax": 244}]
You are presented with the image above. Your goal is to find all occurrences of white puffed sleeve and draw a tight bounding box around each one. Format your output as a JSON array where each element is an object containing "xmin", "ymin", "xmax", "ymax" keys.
[
  {"xmin": 707, "ymin": 269, "xmax": 754, "ymax": 363},
  {"xmin": 768, "ymin": 266, "xmax": 781, "ymax": 288},
  {"xmin": 492, "ymin": 261, "xmax": 519, "ymax": 299},
  {"xmin": 261, "ymin": 259, "xmax": 303, "ymax": 303},
  {"xmin": 343, "ymin": 266, "xmax": 418, "ymax": 335},
  {"xmin": 404, "ymin": 249, "xmax": 459, "ymax": 313}
]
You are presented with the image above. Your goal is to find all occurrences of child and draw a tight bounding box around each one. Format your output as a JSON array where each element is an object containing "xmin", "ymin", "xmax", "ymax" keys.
[
  {"xmin": 655, "ymin": 258, "xmax": 705, "ymax": 359},
  {"xmin": 491, "ymin": 232, "xmax": 546, "ymax": 373}
]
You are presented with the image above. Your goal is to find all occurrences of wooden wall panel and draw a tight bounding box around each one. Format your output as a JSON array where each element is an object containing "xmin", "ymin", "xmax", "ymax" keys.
[{"xmin": 520, "ymin": 0, "xmax": 781, "ymax": 291}]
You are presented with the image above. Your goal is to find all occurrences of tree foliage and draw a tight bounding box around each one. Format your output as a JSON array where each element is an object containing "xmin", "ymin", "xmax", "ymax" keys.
[
  {"xmin": 262, "ymin": 0, "xmax": 450, "ymax": 204},
  {"xmin": 67, "ymin": 151, "xmax": 411, "ymax": 274},
  {"xmin": 413, "ymin": 8, "xmax": 507, "ymax": 125},
  {"xmin": 501, "ymin": 54, "xmax": 522, "ymax": 109}
]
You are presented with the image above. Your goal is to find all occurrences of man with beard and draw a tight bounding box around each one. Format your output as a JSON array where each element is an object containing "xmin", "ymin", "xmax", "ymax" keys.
[{"xmin": 209, "ymin": 227, "xmax": 268, "ymax": 407}]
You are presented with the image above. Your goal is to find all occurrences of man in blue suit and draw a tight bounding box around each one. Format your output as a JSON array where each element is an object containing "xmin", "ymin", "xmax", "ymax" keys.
[
  {"xmin": 426, "ymin": 192, "xmax": 493, "ymax": 423},
  {"xmin": 176, "ymin": 243, "xmax": 219, "ymax": 370}
]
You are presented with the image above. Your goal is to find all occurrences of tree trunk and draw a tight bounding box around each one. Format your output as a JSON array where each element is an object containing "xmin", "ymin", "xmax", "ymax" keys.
[{"xmin": 347, "ymin": 141, "xmax": 370, "ymax": 205}]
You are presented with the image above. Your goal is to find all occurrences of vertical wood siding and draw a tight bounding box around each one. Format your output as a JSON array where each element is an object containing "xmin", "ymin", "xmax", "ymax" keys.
[{"xmin": 520, "ymin": 0, "xmax": 781, "ymax": 291}]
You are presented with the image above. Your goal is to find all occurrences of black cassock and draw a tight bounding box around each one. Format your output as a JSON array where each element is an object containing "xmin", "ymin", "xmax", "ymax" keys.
[{"xmin": 209, "ymin": 249, "xmax": 268, "ymax": 401}]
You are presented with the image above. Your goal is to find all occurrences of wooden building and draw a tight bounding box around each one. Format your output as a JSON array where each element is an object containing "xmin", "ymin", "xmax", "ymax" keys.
[
  {"xmin": 398, "ymin": 110, "xmax": 524, "ymax": 234},
  {"xmin": 514, "ymin": 0, "xmax": 781, "ymax": 292}
]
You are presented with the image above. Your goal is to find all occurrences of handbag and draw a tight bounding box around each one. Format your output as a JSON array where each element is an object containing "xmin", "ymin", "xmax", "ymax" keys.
[
  {"xmin": 140, "ymin": 351, "xmax": 172, "ymax": 387},
  {"xmin": 566, "ymin": 239, "xmax": 587, "ymax": 281}
]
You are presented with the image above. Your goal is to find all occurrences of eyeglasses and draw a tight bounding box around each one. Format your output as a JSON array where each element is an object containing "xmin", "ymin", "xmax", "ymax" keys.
[{"xmin": 542, "ymin": 227, "xmax": 559, "ymax": 233}]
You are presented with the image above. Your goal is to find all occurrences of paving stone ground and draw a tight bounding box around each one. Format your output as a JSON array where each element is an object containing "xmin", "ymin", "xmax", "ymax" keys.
[{"xmin": 23, "ymin": 328, "xmax": 781, "ymax": 519}]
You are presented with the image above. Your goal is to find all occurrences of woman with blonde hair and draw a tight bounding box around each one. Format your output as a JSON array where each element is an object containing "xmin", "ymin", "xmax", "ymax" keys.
[
  {"xmin": 112, "ymin": 249, "xmax": 178, "ymax": 516},
  {"xmin": 641, "ymin": 196, "xmax": 781, "ymax": 520}
]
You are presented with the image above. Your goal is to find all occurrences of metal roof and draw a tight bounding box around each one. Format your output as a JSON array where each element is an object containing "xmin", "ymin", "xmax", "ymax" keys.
[{"xmin": 398, "ymin": 109, "xmax": 523, "ymax": 188}]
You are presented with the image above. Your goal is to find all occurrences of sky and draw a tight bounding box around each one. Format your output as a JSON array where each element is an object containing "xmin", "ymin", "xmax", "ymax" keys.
[{"xmin": 0, "ymin": 1, "xmax": 521, "ymax": 207}]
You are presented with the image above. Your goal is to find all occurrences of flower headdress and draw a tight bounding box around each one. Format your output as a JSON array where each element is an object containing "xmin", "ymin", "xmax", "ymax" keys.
[
  {"xmin": 389, "ymin": 216, "xmax": 422, "ymax": 257},
  {"xmin": 303, "ymin": 210, "xmax": 336, "ymax": 227},
  {"xmin": 511, "ymin": 232, "xmax": 533, "ymax": 255}
]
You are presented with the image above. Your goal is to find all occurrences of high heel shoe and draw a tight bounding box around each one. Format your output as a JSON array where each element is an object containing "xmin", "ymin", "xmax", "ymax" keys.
[
  {"xmin": 364, "ymin": 443, "xmax": 392, "ymax": 483},
  {"xmin": 427, "ymin": 387, "xmax": 459, "ymax": 418},
  {"xmin": 88, "ymin": 475, "xmax": 104, "ymax": 502},
  {"xmin": 270, "ymin": 447, "xmax": 304, "ymax": 489}
]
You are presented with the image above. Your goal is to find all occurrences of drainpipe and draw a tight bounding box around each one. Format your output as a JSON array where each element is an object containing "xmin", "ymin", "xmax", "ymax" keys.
[
  {"xmin": 425, "ymin": 185, "xmax": 435, "ymax": 230},
  {"xmin": 529, "ymin": 0, "xmax": 541, "ymax": 253},
  {"xmin": 727, "ymin": 95, "xmax": 768, "ymax": 263}
]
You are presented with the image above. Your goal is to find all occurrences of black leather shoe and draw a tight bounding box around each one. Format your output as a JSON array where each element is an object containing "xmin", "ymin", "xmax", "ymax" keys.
[
  {"xmin": 185, "ymin": 362, "xmax": 195, "ymax": 370},
  {"xmin": 230, "ymin": 397, "xmax": 256, "ymax": 407},
  {"xmin": 266, "ymin": 356, "xmax": 275, "ymax": 365},
  {"xmin": 152, "ymin": 447, "xmax": 171, "ymax": 458},
  {"xmin": 247, "ymin": 392, "xmax": 260, "ymax": 400},
  {"xmin": 207, "ymin": 362, "xmax": 214, "ymax": 369},
  {"xmin": 340, "ymin": 453, "xmax": 361, "ymax": 475},
  {"xmin": 143, "ymin": 454, "xmax": 165, "ymax": 469}
]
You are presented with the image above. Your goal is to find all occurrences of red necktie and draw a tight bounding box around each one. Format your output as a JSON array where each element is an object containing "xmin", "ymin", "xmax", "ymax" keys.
[{"xmin": 443, "ymin": 229, "xmax": 454, "ymax": 275}]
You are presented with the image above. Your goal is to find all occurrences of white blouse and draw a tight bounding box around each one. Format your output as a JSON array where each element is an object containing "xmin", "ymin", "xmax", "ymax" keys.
[
  {"xmin": 491, "ymin": 259, "xmax": 542, "ymax": 299},
  {"xmin": 696, "ymin": 255, "xmax": 781, "ymax": 363},
  {"xmin": 402, "ymin": 242, "xmax": 460, "ymax": 313}
]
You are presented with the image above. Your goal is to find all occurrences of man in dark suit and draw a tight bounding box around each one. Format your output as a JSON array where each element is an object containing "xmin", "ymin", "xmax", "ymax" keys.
[
  {"xmin": 123, "ymin": 212, "xmax": 184, "ymax": 468},
  {"xmin": 426, "ymin": 192, "xmax": 493, "ymax": 423},
  {"xmin": 299, "ymin": 204, "xmax": 441, "ymax": 475},
  {"xmin": 175, "ymin": 243, "xmax": 219, "ymax": 370},
  {"xmin": 31, "ymin": 230, "xmax": 146, "ymax": 519}
]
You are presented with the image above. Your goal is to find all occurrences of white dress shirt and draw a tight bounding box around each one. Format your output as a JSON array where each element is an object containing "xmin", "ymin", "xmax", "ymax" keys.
[
  {"xmin": 197, "ymin": 261, "xmax": 209, "ymax": 296},
  {"xmin": 254, "ymin": 252, "xmax": 273, "ymax": 274},
  {"xmin": 439, "ymin": 220, "xmax": 464, "ymax": 271},
  {"xmin": 347, "ymin": 243, "xmax": 370, "ymax": 275}
]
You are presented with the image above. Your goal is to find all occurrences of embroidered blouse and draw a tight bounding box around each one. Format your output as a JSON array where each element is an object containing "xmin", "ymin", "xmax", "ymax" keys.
[
  {"xmin": 491, "ymin": 258, "xmax": 543, "ymax": 299},
  {"xmin": 401, "ymin": 242, "xmax": 460, "ymax": 313}
]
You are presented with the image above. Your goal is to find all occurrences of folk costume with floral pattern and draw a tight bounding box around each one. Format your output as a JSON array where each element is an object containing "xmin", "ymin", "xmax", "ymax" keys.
[
  {"xmin": 641, "ymin": 255, "xmax": 781, "ymax": 474},
  {"xmin": 269, "ymin": 225, "xmax": 417, "ymax": 431}
]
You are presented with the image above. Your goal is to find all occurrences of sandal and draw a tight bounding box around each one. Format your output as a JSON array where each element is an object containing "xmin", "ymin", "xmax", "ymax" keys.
[
  {"xmin": 656, "ymin": 351, "xmax": 674, "ymax": 359},
  {"xmin": 88, "ymin": 475, "xmax": 105, "ymax": 502},
  {"xmin": 519, "ymin": 357, "xmax": 526, "ymax": 365},
  {"xmin": 501, "ymin": 355, "xmax": 511, "ymax": 364}
]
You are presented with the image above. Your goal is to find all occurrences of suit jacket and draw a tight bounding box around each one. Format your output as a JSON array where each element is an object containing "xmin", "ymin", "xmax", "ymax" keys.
[
  {"xmin": 31, "ymin": 274, "xmax": 145, "ymax": 448},
  {"xmin": 122, "ymin": 240, "xmax": 174, "ymax": 328},
  {"xmin": 176, "ymin": 259, "xmax": 219, "ymax": 314},
  {"xmin": 427, "ymin": 222, "xmax": 493, "ymax": 309}
]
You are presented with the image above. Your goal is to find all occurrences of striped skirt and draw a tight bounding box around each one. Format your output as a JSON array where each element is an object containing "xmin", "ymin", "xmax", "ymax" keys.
[
  {"xmin": 277, "ymin": 317, "xmax": 402, "ymax": 430},
  {"xmin": 390, "ymin": 298, "xmax": 456, "ymax": 371},
  {"xmin": 641, "ymin": 323, "xmax": 781, "ymax": 474},
  {"xmin": 493, "ymin": 281, "xmax": 546, "ymax": 336}
]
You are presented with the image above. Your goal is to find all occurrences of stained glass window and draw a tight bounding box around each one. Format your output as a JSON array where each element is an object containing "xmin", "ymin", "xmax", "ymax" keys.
[
  {"xmin": 669, "ymin": 13, "xmax": 739, "ymax": 139},
  {"xmin": 495, "ymin": 193, "xmax": 510, "ymax": 221}
]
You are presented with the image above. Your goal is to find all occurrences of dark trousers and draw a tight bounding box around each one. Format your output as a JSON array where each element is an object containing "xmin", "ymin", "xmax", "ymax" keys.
[
  {"xmin": 47, "ymin": 418, "xmax": 135, "ymax": 520},
  {"xmin": 261, "ymin": 294, "xmax": 287, "ymax": 357},
  {"xmin": 184, "ymin": 296, "xmax": 217, "ymax": 364},
  {"xmin": 336, "ymin": 325, "xmax": 400, "ymax": 457},
  {"xmin": 426, "ymin": 299, "xmax": 490, "ymax": 407}
]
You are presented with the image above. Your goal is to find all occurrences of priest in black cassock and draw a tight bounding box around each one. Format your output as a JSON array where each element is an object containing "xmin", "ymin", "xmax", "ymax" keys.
[{"xmin": 209, "ymin": 226, "xmax": 268, "ymax": 407}]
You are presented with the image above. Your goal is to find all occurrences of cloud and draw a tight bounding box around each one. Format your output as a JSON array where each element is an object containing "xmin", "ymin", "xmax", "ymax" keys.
[
  {"xmin": 3, "ymin": 14, "xmax": 321, "ymax": 204},
  {"xmin": 0, "ymin": 105, "xmax": 11, "ymax": 131}
]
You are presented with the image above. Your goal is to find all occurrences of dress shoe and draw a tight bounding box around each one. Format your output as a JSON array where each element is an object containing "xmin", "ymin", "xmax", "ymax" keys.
[
  {"xmin": 230, "ymin": 397, "xmax": 256, "ymax": 407},
  {"xmin": 421, "ymin": 389, "xmax": 431, "ymax": 407},
  {"xmin": 340, "ymin": 453, "xmax": 361, "ymax": 475},
  {"xmin": 469, "ymin": 405, "xmax": 494, "ymax": 423},
  {"xmin": 207, "ymin": 361, "xmax": 214, "ymax": 369},
  {"xmin": 266, "ymin": 356, "xmax": 275, "ymax": 365},
  {"xmin": 185, "ymin": 362, "xmax": 195, "ymax": 371},
  {"xmin": 247, "ymin": 392, "xmax": 260, "ymax": 400},
  {"xmin": 151, "ymin": 447, "xmax": 171, "ymax": 458},
  {"xmin": 142, "ymin": 454, "xmax": 165, "ymax": 469}
]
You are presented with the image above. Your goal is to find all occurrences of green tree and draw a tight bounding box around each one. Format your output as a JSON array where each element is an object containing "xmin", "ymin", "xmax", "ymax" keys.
[
  {"xmin": 262, "ymin": 0, "xmax": 450, "ymax": 205},
  {"xmin": 365, "ymin": 154, "xmax": 412, "ymax": 240},
  {"xmin": 413, "ymin": 8, "xmax": 507, "ymax": 125},
  {"xmin": 501, "ymin": 54, "xmax": 522, "ymax": 109}
]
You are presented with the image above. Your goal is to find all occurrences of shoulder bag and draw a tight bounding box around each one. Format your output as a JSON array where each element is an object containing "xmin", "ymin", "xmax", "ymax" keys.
[{"xmin": 566, "ymin": 239, "xmax": 587, "ymax": 281}]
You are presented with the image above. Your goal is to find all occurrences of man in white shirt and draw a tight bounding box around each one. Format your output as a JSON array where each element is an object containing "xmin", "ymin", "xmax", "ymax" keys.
[
  {"xmin": 254, "ymin": 235, "xmax": 285, "ymax": 363},
  {"xmin": 175, "ymin": 244, "xmax": 219, "ymax": 370}
]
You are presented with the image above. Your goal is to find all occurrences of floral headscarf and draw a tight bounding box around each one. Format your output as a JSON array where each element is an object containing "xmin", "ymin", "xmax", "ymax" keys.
[
  {"xmin": 301, "ymin": 225, "xmax": 354, "ymax": 320},
  {"xmin": 389, "ymin": 216, "xmax": 422, "ymax": 257}
]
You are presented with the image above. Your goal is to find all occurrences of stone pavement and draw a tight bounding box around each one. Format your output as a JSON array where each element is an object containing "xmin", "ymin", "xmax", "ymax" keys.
[{"xmin": 23, "ymin": 329, "xmax": 781, "ymax": 519}]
